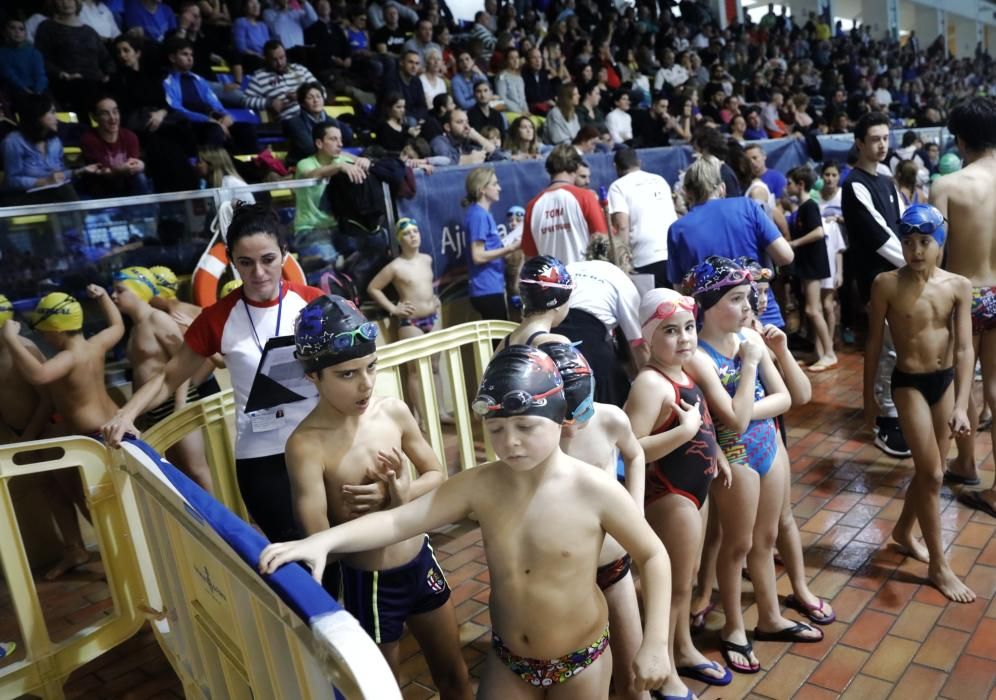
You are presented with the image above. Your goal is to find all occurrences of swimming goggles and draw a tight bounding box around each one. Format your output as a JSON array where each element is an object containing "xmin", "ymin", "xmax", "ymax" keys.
[
  {"xmin": 641, "ymin": 296, "xmax": 697, "ymax": 327},
  {"xmin": 332, "ymin": 322, "xmax": 378, "ymax": 351},
  {"xmin": 898, "ymin": 217, "xmax": 946, "ymax": 236},
  {"xmin": 471, "ymin": 386, "xmax": 563, "ymax": 417},
  {"xmin": 695, "ymin": 268, "xmax": 753, "ymax": 295}
]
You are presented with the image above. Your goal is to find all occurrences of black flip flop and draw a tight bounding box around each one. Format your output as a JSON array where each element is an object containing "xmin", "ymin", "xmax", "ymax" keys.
[
  {"xmin": 944, "ymin": 470, "xmax": 982, "ymax": 486},
  {"xmin": 753, "ymin": 621, "xmax": 824, "ymax": 643},
  {"xmin": 958, "ymin": 490, "xmax": 996, "ymax": 518},
  {"xmin": 719, "ymin": 637, "xmax": 760, "ymax": 674}
]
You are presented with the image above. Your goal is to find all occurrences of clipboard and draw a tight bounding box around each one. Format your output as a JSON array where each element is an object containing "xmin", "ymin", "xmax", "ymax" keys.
[{"xmin": 244, "ymin": 335, "xmax": 319, "ymax": 414}]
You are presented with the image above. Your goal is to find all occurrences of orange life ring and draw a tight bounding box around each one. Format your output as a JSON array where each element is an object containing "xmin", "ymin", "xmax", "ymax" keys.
[{"xmin": 191, "ymin": 242, "xmax": 307, "ymax": 307}]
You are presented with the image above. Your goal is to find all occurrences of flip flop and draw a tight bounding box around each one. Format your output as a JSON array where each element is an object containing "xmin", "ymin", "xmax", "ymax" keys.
[
  {"xmin": 650, "ymin": 689, "xmax": 694, "ymax": 700},
  {"xmin": 754, "ymin": 621, "xmax": 824, "ymax": 643},
  {"xmin": 978, "ymin": 416, "xmax": 993, "ymax": 431},
  {"xmin": 719, "ymin": 637, "xmax": 760, "ymax": 674},
  {"xmin": 676, "ymin": 660, "xmax": 733, "ymax": 686},
  {"xmin": 784, "ymin": 594, "xmax": 837, "ymax": 625},
  {"xmin": 690, "ymin": 602, "xmax": 715, "ymax": 634},
  {"xmin": 944, "ymin": 470, "xmax": 982, "ymax": 486},
  {"xmin": 958, "ymin": 490, "xmax": 996, "ymax": 518}
]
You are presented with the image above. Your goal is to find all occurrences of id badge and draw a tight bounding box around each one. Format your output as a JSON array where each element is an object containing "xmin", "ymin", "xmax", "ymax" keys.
[{"xmin": 249, "ymin": 408, "xmax": 285, "ymax": 433}]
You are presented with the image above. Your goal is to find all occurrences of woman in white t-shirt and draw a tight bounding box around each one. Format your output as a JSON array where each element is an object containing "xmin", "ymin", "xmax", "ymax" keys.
[
  {"xmin": 817, "ymin": 161, "xmax": 847, "ymax": 353},
  {"xmin": 103, "ymin": 204, "xmax": 324, "ymax": 542},
  {"xmin": 419, "ymin": 48, "xmax": 449, "ymax": 107}
]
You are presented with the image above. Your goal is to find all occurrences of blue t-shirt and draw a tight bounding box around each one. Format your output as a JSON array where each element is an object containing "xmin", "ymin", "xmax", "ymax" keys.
[
  {"xmin": 667, "ymin": 197, "xmax": 785, "ymax": 328},
  {"xmin": 760, "ymin": 168, "xmax": 787, "ymax": 199},
  {"xmin": 464, "ymin": 203, "xmax": 505, "ymax": 298}
]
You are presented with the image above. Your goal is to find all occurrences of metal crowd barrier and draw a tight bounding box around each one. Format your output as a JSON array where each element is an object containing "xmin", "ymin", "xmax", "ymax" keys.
[{"xmin": 0, "ymin": 320, "xmax": 514, "ymax": 698}]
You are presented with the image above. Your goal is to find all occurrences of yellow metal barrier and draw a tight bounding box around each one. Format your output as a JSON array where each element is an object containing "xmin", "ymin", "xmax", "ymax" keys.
[
  {"xmin": 116, "ymin": 441, "xmax": 399, "ymax": 699},
  {"xmin": 0, "ymin": 437, "xmax": 147, "ymax": 700}
]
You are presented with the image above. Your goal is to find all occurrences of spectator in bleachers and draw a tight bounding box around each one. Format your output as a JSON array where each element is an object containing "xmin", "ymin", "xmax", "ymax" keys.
[
  {"xmin": 108, "ymin": 34, "xmax": 168, "ymax": 133},
  {"xmin": 304, "ymin": 0, "xmax": 352, "ymax": 86},
  {"xmin": 418, "ymin": 48, "xmax": 448, "ymax": 107},
  {"xmin": 166, "ymin": 2, "xmax": 218, "ymax": 81},
  {"xmin": 0, "ymin": 15, "xmax": 48, "ymax": 104},
  {"xmin": 728, "ymin": 112, "xmax": 747, "ymax": 143},
  {"xmin": 232, "ymin": 0, "xmax": 271, "ymax": 77},
  {"xmin": 163, "ymin": 37, "xmax": 257, "ymax": 154},
  {"xmin": 653, "ymin": 48, "xmax": 688, "ymax": 92},
  {"xmin": 80, "ymin": 0, "xmax": 120, "ymax": 40},
  {"xmin": 197, "ymin": 145, "xmax": 254, "ymax": 203},
  {"xmin": 263, "ymin": 0, "xmax": 317, "ymax": 61},
  {"xmin": 469, "ymin": 10, "xmax": 497, "ymax": 64},
  {"xmin": 35, "ymin": 0, "xmax": 116, "ymax": 117},
  {"xmin": 419, "ymin": 92, "xmax": 451, "ymax": 143},
  {"xmin": 451, "ymin": 50, "xmax": 487, "ymax": 111},
  {"xmin": 78, "ymin": 95, "xmax": 150, "ymax": 197},
  {"xmin": 668, "ymin": 93, "xmax": 695, "ymax": 141},
  {"xmin": 376, "ymin": 92, "xmax": 421, "ymax": 153},
  {"xmin": 742, "ymin": 107, "xmax": 767, "ymax": 140},
  {"xmin": 243, "ymin": 40, "xmax": 319, "ymax": 122},
  {"xmin": 382, "ymin": 50, "xmax": 427, "ymax": 121},
  {"xmin": 402, "ymin": 19, "xmax": 440, "ymax": 63},
  {"xmin": 522, "ymin": 47, "xmax": 556, "ymax": 114},
  {"xmin": 123, "ymin": 0, "xmax": 176, "ymax": 42},
  {"xmin": 367, "ymin": 0, "xmax": 418, "ymax": 30},
  {"xmin": 504, "ymin": 115, "xmax": 541, "ymax": 160},
  {"xmin": 370, "ymin": 3, "xmax": 406, "ymax": 56},
  {"xmin": 575, "ymin": 80, "xmax": 605, "ymax": 131},
  {"xmin": 494, "ymin": 48, "xmax": 528, "ymax": 115},
  {"xmin": 429, "ymin": 108, "xmax": 493, "ymax": 166},
  {"xmin": 467, "ymin": 81, "xmax": 506, "ymax": 140},
  {"xmin": 283, "ymin": 81, "xmax": 352, "ymax": 166},
  {"xmin": 605, "ymin": 88, "xmax": 633, "ymax": 146},
  {"xmin": 632, "ymin": 92, "xmax": 676, "ymax": 148},
  {"xmin": 544, "ymin": 83, "xmax": 580, "ymax": 146},
  {"xmin": 1, "ymin": 93, "xmax": 98, "ymax": 204}
]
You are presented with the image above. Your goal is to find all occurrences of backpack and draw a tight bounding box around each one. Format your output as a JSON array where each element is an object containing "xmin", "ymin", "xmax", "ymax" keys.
[
  {"xmin": 321, "ymin": 170, "xmax": 389, "ymax": 238},
  {"xmin": 318, "ymin": 269, "xmax": 360, "ymax": 306}
]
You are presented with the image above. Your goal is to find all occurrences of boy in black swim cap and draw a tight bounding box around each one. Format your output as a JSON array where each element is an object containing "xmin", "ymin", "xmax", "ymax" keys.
[
  {"xmin": 287, "ymin": 294, "xmax": 473, "ymax": 697},
  {"xmin": 499, "ymin": 254, "xmax": 576, "ymax": 350},
  {"xmin": 540, "ymin": 341, "xmax": 657, "ymax": 700},
  {"xmin": 261, "ymin": 343, "xmax": 682, "ymax": 697}
]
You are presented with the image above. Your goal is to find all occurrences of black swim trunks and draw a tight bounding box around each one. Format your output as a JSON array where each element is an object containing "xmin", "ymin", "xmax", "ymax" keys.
[
  {"xmin": 596, "ymin": 554, "xmax": 632, "ymax": 590},
  {"xmin": 339, "ymin": 536, "xmax": 451, "ymax": 644},
  {"xmin": 890, "ymin": 367, "xmax": 955, "ymax": 407}
]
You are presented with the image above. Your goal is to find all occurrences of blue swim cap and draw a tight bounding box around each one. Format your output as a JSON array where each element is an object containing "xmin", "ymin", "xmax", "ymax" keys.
[
  {"xmin": 898, "ymin": 203, "xmax": 946, "ymax": 246},
  {"xmin": 508, "ymin": 205, "xmax": 525, "ymax": 216}
]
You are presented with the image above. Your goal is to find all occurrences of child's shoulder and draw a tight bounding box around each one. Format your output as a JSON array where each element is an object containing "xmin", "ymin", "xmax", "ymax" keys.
[
  {"xmin": 631, "ymin": 365, "xmax": 679, "ymax": 394},
  {"xmin": 932, "ymin": 268, "xmax": 971, "ymax": 290}
]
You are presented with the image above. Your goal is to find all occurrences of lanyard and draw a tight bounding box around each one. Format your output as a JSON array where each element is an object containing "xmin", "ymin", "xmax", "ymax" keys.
[{"xmin": 243, "ymin": 282, "xmax": 283, "ymax": 354}]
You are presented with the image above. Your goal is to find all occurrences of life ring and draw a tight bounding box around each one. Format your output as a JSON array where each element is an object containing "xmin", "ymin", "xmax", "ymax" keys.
[{"xmin": 191, "ymin": 242, "xmax": 307, "ymax": 307}]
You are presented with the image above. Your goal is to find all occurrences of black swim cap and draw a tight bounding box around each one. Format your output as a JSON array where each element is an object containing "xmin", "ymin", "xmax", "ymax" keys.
[
  {"xmin": 472, "ymin": 345, "xmax": 567, "ymax": 423},
  {"xmin": 294, "ymin": 294, "xmax": 378, "ymax": 372},
  {"xmin": 519, "ymin": 255, "xmax": 574, "ymax": 313},
  {"xmin": 538, "ymin": 342, "xmax": 596, "ymax": 423}
]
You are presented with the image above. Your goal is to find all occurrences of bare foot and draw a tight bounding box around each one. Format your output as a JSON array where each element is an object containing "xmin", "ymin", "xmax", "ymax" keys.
[
  {"xmin": 929, "ymin": 566, "xmax": 976, "ymax": 603},
  {"xmin": 43, "ymin": 548, "xmax": 90, "ymax": 581},
  {"xmin": 892, "ymin": 529, "xmax": 930, "ymax": 563}
]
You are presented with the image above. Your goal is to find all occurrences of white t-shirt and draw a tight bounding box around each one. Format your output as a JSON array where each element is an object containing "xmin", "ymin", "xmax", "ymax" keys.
[
  {"xmin": 186, "ymin": 283, "xmax": 323, "ymax": 459},
  {"xmin": 565, "ymin": 260, "xmax": 643, "ymax": 345},
  {"xmin": 80, "ymin": 2, "xmax": 121, "ymax": 39},
  {"xmin": 605, "ymin": 108, "xmax": 633, "ymax": 145},
  {"xmin": 746, "ymin": 178, "xmax": 775, "ymax": 215},
  {"xmin": 818, "ymin": 187, "xmax": 843, "ymax": 219},
  {"xmin": 820, "ymin": 219, "xmax": 848, "ymax": 290},
  {"xmin": 607, "ymin": 169, "xmax": 677, "ymax": 268}
]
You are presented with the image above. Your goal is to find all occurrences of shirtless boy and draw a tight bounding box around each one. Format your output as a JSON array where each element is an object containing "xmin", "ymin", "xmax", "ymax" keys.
[
  {"xmin": 931, "ymin": 96, "xmax": 996, "ymax": 518},
  {"xmin": 111, "ymin": 267, "xmax": 213, "ymax": 491},
  {"xmin": 367, "ymin": 218, "xmax": 450, "ymax": 424},
  {"xmin": 261, "ymin": 344, "xmax": 677, "ymax": 699},
  {"xmin": 287, "ymin": 295, "xmax": 471, "ymax": 699},
  {"xmin": 865, "ymin": 204, "xmax": 976, "ymax": 603},
  {"xmin": 0, "ymin": 288, "xmax": 124, "ymax": 578},
  {"xmin": 0, "ymin": 294, "xmax": 51, "ymax": 445},
  {"xmin": 540, "ymin": 341, "xmax": 654, "ymax": 700}
]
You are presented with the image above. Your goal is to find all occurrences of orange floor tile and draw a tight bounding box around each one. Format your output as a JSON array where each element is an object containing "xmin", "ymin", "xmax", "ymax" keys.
[{"xmin": 6, "ymin": 349, "xmax": 996, "ymax": 699}]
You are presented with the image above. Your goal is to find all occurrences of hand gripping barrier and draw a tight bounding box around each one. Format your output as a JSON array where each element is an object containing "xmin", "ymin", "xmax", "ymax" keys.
[
  {"xmin": 116, "ymin": 439, "xmax": 400, "ymax": 700},
  {"xmin": 0, "ymin": 437, "xmax": 147, "ymax": 699}
]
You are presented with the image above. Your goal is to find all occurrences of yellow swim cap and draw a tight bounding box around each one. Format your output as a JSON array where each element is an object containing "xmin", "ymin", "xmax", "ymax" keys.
[
  {"xmin": 0, "ymin": 294, "xmax": 13, "ymax": 325},
  {"xmin": 113, "ymin": 267, "xmax": 159, "ymax": 303},
  {"xmin": 220, "ymin": 279, "xmax": 243, "ymax": 299},
  {"xmin": 31, "ymin": 293, "xmax": 83, "ymax": 332},
  {"xmin": 149, "ymin": 265, "xmax": 179, "ymax": 299},
  {"xmin": 396, "ymin": 217, "xmax": 419, "ymax": 240}
]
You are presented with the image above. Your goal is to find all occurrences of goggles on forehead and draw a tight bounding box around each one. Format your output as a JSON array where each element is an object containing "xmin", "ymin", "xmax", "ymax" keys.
[
  {"xmin": 898, "ymin": 218, "xmax": 945, "ymax": 237},
  {"xmin": 331, "ymin": 322, "xmax": 378, "ymax": 351},
  {"xmin": 471, "ymin": 385, "xmax": 563, "ymax": 417},
  {"xmin": 519, "ymin": 278, "xmax": 574, "ymax": 291},
  {"xmin": 695, "ymin": 268, "xmax": 752, "ymax": 295},
  {"xmin": 641, "ymin": 296, "xmax": 697, "ymax": 327}
]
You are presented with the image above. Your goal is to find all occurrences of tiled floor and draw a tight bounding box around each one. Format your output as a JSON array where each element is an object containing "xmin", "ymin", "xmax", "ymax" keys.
[{"xmin": 5, "ymin": 349, "xmax": 995, "ymax": 699}]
